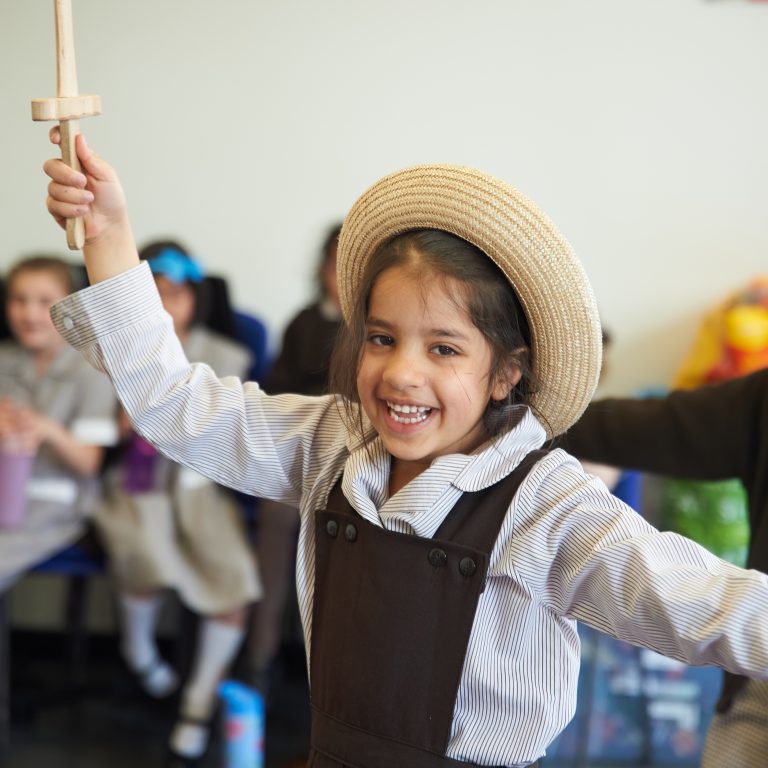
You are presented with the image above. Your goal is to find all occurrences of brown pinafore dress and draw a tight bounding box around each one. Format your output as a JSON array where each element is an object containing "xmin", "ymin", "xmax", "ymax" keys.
[{"xmin": 308, "ymin": 451, "xmax": 545, "ymax": 768}]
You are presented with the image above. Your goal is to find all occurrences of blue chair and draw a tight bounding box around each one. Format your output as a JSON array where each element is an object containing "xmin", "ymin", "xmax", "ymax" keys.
[
  {"xmin": 31, "ymin": 532, "xmax": 107, "ymax": 677},
  {"xmin": 32, "ymin": 536, "xmax": 105, "ymax": 577},
  {"xmin": 233, "ymin": 310, "xmax": 271, "ymax": 386},
  {"xmin": 200, "ymin": 275, "xmax": 272, "ymax": 386}
]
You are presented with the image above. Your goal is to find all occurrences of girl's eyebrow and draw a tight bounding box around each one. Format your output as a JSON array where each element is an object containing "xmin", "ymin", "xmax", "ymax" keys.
[
  {"xmin": 430, "ymin": 328, "xmax": 470, "ymax": 341},
  {"xmin": 366, "ymin": 315, "xmax": 469, "ymax": 341}
]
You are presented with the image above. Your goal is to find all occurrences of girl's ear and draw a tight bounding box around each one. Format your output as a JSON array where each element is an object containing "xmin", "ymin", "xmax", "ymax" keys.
[{"xmin": 491, "ymin": 361, "xmax": 522, "ymax": 402}]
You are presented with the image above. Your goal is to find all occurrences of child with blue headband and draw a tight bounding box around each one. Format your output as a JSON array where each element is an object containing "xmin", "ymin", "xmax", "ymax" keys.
[{"xmin": 92, "ymin": 239, "xmax": 261, "ymax": 762}]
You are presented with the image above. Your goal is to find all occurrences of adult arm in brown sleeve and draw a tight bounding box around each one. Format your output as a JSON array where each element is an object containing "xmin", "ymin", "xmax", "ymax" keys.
[{"xmin": 557, "ymin": 368, "xmax": 768, "ymax": 488}]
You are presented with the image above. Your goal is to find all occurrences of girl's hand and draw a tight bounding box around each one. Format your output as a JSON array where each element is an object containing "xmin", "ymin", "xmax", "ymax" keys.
[
  {"xmin": 0, "ymin": 397, "xmax": 16, "ymax": 439},
  {"xmin": 44, "ymin": 129, "xmax": 126, "ymax": 244},
  {"xmin": 13, "ymin": 411, "xmax": 44, "ymax": 455},
  {"xmin": 0, "ymin": 399, "xmax": 41, "ymax": 454},
  {"xmin": 43, "ymin": 130, "xmax": 139, "ymax": 283}
]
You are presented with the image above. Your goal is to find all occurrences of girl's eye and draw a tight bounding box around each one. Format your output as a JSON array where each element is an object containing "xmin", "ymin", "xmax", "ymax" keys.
[
  {"xmin": 433, "ymin": 344, "xmax": 458, "ymax": 357},
  {"xmin": 369, "ymin": 333, "xmax": 394, "ymax": 347}
]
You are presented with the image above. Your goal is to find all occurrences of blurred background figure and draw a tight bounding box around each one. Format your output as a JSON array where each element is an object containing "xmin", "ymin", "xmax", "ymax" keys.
[
  {"xmin": 92, "ymin": 240, "xmax": 262, "ymax": 763},
  {"xmin": 0, "ymin": 255, "xmax": 117, "ymax": 593},
  {"xmin": 245, "ymin": 222, "xmax": 342, "ymax": 697}
]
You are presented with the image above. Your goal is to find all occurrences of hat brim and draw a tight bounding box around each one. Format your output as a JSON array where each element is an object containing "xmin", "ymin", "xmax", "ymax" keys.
[{"xmin": 337, "ymin": 164, "xmax": 602, "ymax": 439}]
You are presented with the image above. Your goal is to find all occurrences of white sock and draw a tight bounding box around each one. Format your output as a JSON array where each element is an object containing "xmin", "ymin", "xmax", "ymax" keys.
[
  {"xmin": 170, "ymin": 619, "xmax": 245, "ymax": 759},
  {"xmin": 118, "ymin": 593, "xmax": 178, "ymax": 698},
  {"xmin": 169, "ymin": 720, "xmax": 211, "ymax": 761}
]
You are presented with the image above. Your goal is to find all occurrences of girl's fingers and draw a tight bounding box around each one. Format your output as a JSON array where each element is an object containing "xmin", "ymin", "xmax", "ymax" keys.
[
  {"xmin": 49, "ymin": 125, "xmax": 61, "ymax": 145},
  {"xmin": 47, "ymin": 204, "xmax": 69, "ymax": 231},
  {"xmin": 46, "ymin": 193, "xmax": 89, "ymax": 221},
  {"xmin": 43, "ymin": 157, "xmax": 87, "ymax": 188},
  {"xmin": 47, "ymin": 180, "xmax": 93, "ymax": 204}
]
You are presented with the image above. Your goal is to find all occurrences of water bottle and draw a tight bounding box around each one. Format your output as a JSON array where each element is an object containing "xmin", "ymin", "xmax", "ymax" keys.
[{"xmin": 219, "ymin": 679, "xmax": 265, "ymax": 768}]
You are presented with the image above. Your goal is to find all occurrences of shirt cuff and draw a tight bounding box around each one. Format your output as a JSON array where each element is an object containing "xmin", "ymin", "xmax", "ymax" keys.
[{"xmin": 50, "ymin": 262, "xmax": 163, "ymax": 349}]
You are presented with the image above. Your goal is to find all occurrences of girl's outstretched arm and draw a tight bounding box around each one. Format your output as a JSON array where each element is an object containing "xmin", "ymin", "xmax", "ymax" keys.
[{"xmin": 44, "ymin": 129, "xmax": 138, "ymax": 285}]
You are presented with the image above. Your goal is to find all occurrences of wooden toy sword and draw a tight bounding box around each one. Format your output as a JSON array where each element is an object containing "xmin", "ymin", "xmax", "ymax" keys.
[{"xmin": 31, "ymin": 0, "xmax": 101, "ymax": 250}]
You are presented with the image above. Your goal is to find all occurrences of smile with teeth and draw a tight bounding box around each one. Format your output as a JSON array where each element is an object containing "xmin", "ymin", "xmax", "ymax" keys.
[{"xmin": 386, "ymin": 401, "xmax": 432, "ymax": 424}]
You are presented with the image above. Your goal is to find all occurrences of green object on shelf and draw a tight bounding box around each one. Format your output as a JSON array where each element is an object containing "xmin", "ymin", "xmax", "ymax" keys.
[{"xmin": 659, "ymin": 478, "xmax": 749, "ymax": 566}]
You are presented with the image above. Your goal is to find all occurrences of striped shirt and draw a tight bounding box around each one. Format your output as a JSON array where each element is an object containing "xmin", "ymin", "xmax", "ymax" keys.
[{"xmin": 52, "ymin": 263, "xmax": 768, "ymax": 767}]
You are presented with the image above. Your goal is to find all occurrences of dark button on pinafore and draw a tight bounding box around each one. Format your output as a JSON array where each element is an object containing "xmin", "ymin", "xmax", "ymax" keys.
[{"xmin": 308, "ymin": 451, "xmax": 545, "ymax": 768}]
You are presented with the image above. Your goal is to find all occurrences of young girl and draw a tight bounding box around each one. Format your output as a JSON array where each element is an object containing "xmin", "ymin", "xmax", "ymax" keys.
[
  {"xmin": 93, "ymin": 240, "xmax": 261, "ymax": 761},
  {"xmin": 0, "ymin": 256, "xmax": 117, "ymax": 593},
  {"xmin": 43, "ymin": 135, "xmax": 768, "ymax": 768}
]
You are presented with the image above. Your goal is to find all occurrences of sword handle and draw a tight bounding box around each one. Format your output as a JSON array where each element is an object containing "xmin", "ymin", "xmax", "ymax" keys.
[{"xmin": 60, "ymin": 119, "xmax": 85, "ymax": 250}]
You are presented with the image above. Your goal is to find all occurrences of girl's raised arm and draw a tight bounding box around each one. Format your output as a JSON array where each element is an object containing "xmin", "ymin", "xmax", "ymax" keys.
[{"xmin": 44, "ymin": 130, "xmax": 139, "ymax": 285}]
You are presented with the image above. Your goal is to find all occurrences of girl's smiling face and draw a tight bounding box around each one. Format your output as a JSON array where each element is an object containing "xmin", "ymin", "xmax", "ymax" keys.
[{"xmin": 357, "ymin": 265, "xmax": 516, "ymax": 479}]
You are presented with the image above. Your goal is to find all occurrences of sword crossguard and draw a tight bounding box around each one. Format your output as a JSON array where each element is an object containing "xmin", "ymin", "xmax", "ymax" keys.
[{"xmin": 31, "ymin": 94, "xmax": 101, "ymax": 122}]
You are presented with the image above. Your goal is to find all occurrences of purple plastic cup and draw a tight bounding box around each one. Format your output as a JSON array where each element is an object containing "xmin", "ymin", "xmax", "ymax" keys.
[{"xmin": 0, "ymin": 449, "xmax": 33, "ymax": 529}]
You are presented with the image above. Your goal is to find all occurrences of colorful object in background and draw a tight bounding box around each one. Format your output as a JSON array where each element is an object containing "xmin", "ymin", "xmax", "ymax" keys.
[
  {"xmin": 711, "ymin": 303, "xmax": 768, "ymax": 382},
  {"xmin": 659, "ymin": 478, "xmax": 749, "ymax": 567},
  {"xmin": 147, "ymin": 247, "xmax": 205, "ymax": 284},
  {"xmin": 219, "ymin": 680, "xmax": 265, "ymax": 768},
  {"xmin": 544, "ymin": 625, "xmax": 720, "ymax": 767},
  {"xmin": 660, "ymin": 278, "xmax": 762, "ymax": 570},
  {"xmin": 122, "ymin": 433, "xmax": 159, "ymax": 493},
  {"xmin": 673, "ymin": 277, "xmax": 768, "ymax": 390}
]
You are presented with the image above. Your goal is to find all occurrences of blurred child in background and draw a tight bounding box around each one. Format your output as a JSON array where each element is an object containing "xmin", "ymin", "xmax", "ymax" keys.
[
  {"xmin": 0, "ymin": 255, "xmax": 117, "ymax": 592},
  {"xmin": 93, "ymin": 241, "xmax": 261, "ymax": 762}
]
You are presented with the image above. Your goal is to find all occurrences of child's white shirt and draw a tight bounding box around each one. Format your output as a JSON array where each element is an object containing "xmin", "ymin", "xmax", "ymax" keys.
[{"xmin": 52, "ymin": 262, "xmax": 768, "ymax": 767}]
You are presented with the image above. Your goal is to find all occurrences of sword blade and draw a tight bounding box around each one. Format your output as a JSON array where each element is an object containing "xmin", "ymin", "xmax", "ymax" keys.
[{"xmin": 55, "ymin": 0, "xmax": 79, "ymax": 97}]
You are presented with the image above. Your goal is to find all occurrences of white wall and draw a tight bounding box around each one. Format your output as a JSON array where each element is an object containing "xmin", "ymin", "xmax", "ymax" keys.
[{"xmin": 3, "ymin": 0, "xmax": 767, "ymax": 396}]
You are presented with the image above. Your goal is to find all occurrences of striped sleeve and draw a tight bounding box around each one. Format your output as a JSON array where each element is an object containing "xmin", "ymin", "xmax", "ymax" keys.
[
  {"xmin": 506, "ymin": 452, "xmax": 768, "ymax": 678},
  {"xmin": 51, "ymin": 264, "xmax": 347, "ymax": 507}
]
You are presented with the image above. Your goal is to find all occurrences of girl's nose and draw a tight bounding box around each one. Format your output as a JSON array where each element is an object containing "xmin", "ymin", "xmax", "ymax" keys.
[{"xmin": 382, "ymin": 349, "xmax": 425, "ymax": 390}]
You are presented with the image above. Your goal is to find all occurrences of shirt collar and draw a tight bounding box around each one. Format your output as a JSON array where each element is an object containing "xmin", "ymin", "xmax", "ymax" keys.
[{"xmin": 435, "ymin": 407, "xmax": 547, "ymax": 492}]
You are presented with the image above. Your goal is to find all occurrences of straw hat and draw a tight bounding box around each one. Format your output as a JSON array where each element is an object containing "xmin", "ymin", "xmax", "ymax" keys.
[{"xmin": 337, "ymin": 164, "xmax": 602, "ymax": 438}]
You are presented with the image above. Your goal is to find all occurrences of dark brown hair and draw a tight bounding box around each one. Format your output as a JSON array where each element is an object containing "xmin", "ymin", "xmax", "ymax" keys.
[{"xmin": 329, "ymin": 229, "xmax": 539, "ymax": 446}]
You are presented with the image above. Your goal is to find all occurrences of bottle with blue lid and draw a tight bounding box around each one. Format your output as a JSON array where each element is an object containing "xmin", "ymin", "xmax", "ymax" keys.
[{"xmin": 219, "ymin": 679, "xmax": 265, "ymax": 768}]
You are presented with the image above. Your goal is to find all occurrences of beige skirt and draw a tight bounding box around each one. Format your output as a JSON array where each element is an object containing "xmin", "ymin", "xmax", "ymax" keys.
[{"xmin": 94, "ymin": 471, "xmax": 262, "ymax": 614}]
